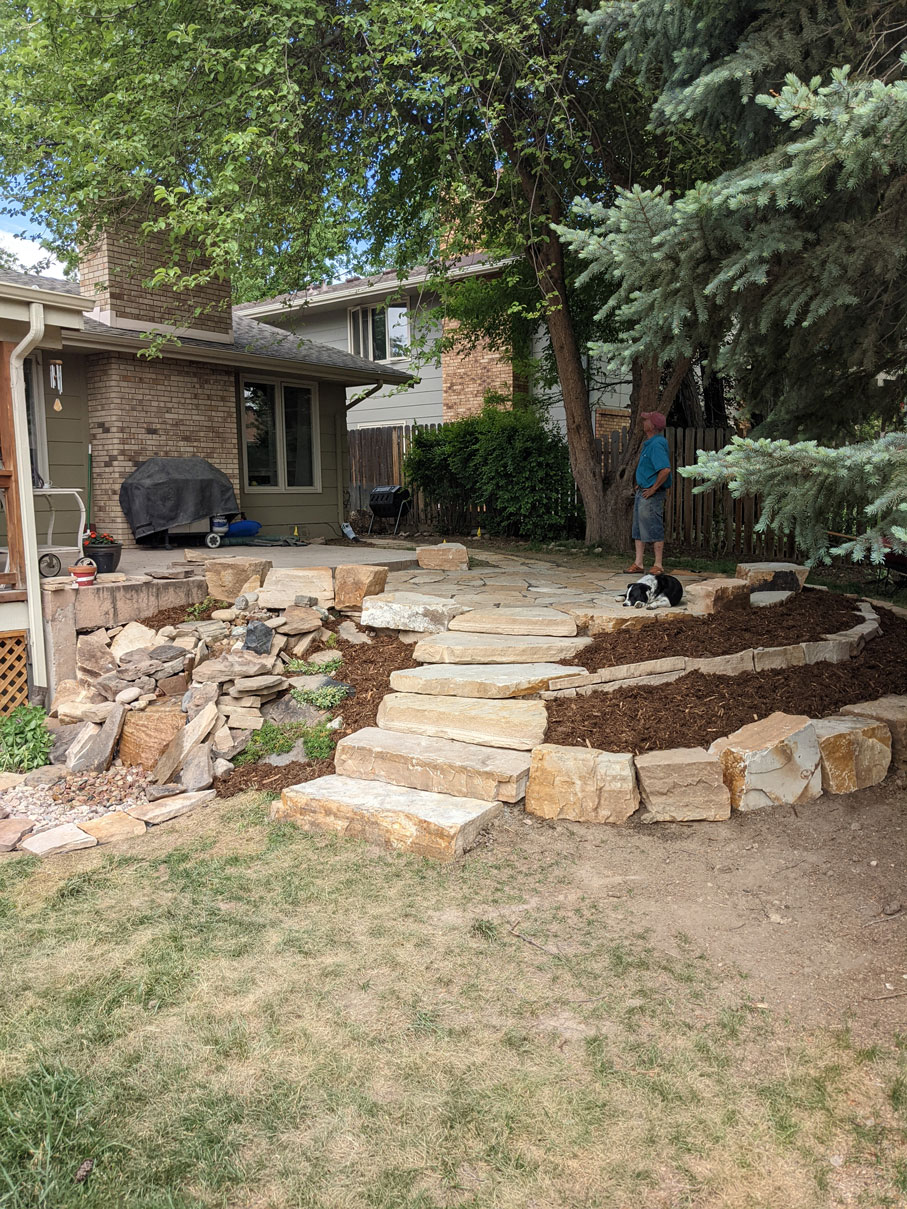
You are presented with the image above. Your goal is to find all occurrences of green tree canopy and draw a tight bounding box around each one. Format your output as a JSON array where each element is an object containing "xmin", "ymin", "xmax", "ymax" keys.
[
  {"xmin": 558, "ymin": 1, "xmax": 907, "ymax": 438},
  {"xmin": 0, "ymin": 0, "xmax": 720, "ymax": 544}
]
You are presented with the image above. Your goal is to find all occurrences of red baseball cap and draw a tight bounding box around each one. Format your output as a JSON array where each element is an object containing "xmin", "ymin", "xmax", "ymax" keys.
[{"xmin": 641, "ymin": 411, "xmax": 667, "ymax": 431}]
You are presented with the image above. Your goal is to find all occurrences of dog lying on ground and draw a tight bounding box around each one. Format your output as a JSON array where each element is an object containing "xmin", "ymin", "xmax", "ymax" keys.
[{"xmin": 616, "ymin": 572, "xmax": 684, "ymax": 610}]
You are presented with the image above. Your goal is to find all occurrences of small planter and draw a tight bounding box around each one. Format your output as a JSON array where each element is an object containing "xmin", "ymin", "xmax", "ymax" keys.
[
  {"xmin": 69, "ymin": 562, "xmax": 97, "ymax": 589},
  {"xmin": 81, "ymin": 541, "xmax": 122, "ymax": 574}
]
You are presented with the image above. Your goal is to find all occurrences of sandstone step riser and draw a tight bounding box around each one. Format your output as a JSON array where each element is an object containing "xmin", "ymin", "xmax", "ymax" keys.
[
  {"xmin": 389, "ymin": 663, "xmax": 582, "ymax": 699},
  {"xmin": 377, "ymin": 693, "xmax": 547, "ymax": 751},
  {"xmin": 335, "ymin": 727, "xmax": 530, "ymax": 802},
  {"xmin": 275, "ymin": 775, "xmax": 501, "ymax": 861},
  {"xmin": 448, "ymin": 608, "xmax": 577, "ymax": 637},
  {"xmin": 413, "ymin": 633, "xmax": 592, "ymax": 665}
]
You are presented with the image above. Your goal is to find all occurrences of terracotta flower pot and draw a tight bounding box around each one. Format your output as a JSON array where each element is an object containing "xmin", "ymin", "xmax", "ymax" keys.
[{"xmin": 68, "ymin": 562, "xmax": 97, "ymax": 589}]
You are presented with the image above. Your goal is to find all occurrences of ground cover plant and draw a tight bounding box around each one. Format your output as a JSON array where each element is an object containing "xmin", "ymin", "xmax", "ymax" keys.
[
  {"xmin": 0, "ymin": 796, "xmax": 905, "ymax": 1208},
  {"xmin": 0, "ymin": 706, "xmax": 53, "ymax": 773},
  {"xmin": 232, "ymin": 720, "xmax": 334, "ymax": 767}
]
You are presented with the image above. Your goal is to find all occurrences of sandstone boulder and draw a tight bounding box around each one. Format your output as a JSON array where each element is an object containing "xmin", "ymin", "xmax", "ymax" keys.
[
  {"xmin": 110, "ymin": 621, "xmax": 157, "ymax": 661},
  {"xmin": 204, "ymin": 557, "xmax": 272, "ymax": 602},
  {"xmin": 258, "ymin": 567, "xmax": 334, "ymax": 609},
  {"xmin": 841, "ymin": 696, "xmax": 907, "ymax": 769},
  {"xmin": 416, "ymin": 543, "xmax": 469, "ymax": 571},
  {"xmin": 18, "ymin": 823, "xmax": 97, "ymax": 857},
  {"xmin": 812, "ymin": 716, "xmax": 892, "ymax": 794},
  {"xmin": 279, "ymin": 606, "xmax": 323, "ymax": 636},
  {"xmin": 0, "ymin": 817, "xmax": 34, "ymax": 851},
  {"xmin": 66, "ymin": 703, "xmax": 127, "ymax": 774},
  {"xmin": 152, "ymin": 701, "xmax": 219, "ymax": 784},
  {"xmin": 360, "ymin": 592, "xmax": 470, "ymax": 634},
  {"xmin": 634, "ymin": 747, "xmax": 731, "ymax": 821},
  {"xmin": 683, "ymin": 577, "xmax": 750, "ymax": 616},
  {"xmin": 735, "ymin": 562, "xmax": 809, "ymax": 592},
  {"xmin": 525, "ymin": 745, "xmax": 639, "ymax": 823},
  {"xmin": 334, "ymin": 564, "xmax": 389, "ymax": 610},
  {"xmin": 119, "ymin": 701, "xmax": 186, "ymax": 764},
  {"xmin": 76, "ymin": 631, "xmax": 116, "ymax": 679},
  {"xmin": 126, "ymin": 789, "xmax": 216, "ymax": 825},
  {"xmin": 81, "ymin": 812, "xmax": 147, "ymax": 843},
  {"xmin": 710, "ymin": 712, "xmax": 821, "ymax": 811}
]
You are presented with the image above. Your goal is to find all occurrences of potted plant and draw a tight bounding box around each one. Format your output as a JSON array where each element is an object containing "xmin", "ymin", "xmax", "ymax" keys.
[{"xmin": 81, "ymin": 530, "xmax": 123, "ymax": 573}]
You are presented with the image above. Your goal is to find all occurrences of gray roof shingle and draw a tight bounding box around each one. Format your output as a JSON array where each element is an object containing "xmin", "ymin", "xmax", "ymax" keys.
[{"xmin": 0, "ymin": 268, "xmax": 411, "ymax": 384}]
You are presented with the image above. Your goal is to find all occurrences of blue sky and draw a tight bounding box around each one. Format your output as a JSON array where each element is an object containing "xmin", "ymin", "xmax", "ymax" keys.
[{"xmin": 0, "ymin": 210, "xmax": 67, "ymax": 275}]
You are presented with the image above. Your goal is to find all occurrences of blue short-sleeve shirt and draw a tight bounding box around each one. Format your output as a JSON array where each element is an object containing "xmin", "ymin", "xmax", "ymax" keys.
[{"xmin": 636, "ymin": 434, "xmax": 672, "ymax": 489}]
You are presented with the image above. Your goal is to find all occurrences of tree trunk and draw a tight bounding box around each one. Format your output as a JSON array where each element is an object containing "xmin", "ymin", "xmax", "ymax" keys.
[
  {"xmin": 533, "ymin": 230, "xmax": 609, "ymax": 544},
  {"xmin": 702, "ymin": 360, "xmax": 729, "ymax": 427}
]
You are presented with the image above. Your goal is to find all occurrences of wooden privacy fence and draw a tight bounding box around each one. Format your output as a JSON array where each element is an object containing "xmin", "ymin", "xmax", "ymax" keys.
[{"xmin": 349, "ymin": 422, "xmax": 796, "ymax": 559}]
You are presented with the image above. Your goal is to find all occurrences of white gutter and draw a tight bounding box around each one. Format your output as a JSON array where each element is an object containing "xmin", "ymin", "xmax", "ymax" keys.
[{"xmin": 10, "ymin": 302, "xmax": 48, "ymax": 689}]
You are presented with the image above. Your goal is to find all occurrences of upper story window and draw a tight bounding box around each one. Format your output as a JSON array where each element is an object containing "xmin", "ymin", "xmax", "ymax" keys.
[{"xmin": 349, "ymin": 304, "xmax": 409, "ymax": 361}]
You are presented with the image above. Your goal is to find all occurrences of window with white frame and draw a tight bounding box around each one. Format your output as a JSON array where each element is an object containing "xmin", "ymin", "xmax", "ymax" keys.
[
  {"xmin": 348, "ymin": 303, "xmax": 409, "ymax": 361},
  {"xmin": 242, "ymin": 379, "xmax": 320, "ymax": 491}
]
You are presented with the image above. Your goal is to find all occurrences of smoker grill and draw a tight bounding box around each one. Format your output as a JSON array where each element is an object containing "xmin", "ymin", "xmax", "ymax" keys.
[{"xmin": 368, "ymin": 485, "xmax": 411, "ymax": 535}]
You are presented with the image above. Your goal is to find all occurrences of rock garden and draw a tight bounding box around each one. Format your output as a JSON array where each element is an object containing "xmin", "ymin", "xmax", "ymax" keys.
[{"xmin": 1, "ymin": 544, "xmax": 905, "ymax": 863}]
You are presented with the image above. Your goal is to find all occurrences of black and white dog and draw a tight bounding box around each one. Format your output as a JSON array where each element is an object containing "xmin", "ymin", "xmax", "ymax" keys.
[{"xmin": 617, "ymin": 572, "xmax": 684, "ymax": 610}]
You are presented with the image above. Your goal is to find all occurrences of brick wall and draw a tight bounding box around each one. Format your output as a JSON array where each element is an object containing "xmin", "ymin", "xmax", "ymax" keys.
[
  {"xmin": 86, "ymin": 352, "xmax": 240, "ymax": 545},
  {"xmin": 80, "ymin": 220, "xmax": 232, "ymax": 336},
  {"xmin": 441, "ymin": 318, "xmax": 521, "ymax": 422},
  {"xmin": 595, "ymin": 407, "xmax": 631, "ymax": 438}
]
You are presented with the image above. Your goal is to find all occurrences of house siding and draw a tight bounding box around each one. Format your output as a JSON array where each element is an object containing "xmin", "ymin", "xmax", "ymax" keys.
[
  {"xmin": 274, "ymin": 303, "xmax": 443, "ymax": 428},
  {"xmin": 238, "ymin": 381, "xmax": 348, "ymax": 537}
]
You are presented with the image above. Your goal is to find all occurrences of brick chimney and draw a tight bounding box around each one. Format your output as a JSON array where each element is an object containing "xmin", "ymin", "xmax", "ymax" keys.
[{"xmin": 79, "ymin": 215, "xmax": 233, "ymax": 343}]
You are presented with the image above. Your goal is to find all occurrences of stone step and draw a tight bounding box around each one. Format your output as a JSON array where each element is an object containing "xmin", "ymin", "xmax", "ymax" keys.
[
  {"xmin": 389, "ymin": 662, "xmax": 582, "ymax": 699},
  {"xmin": 274, "ymin": 774, "xmax": 502, "ymax": 861},
  {"xmin": 377, "ymin": 692, "xmax": 547, "ymax": 750},
  {"xmin": 448, "ymin": 607, "xmax": 577, "ymax": 637},
  {"xmin": 335, "ymin": 727, "xmax": 531, "ymax": 802},
  {"xmin": 412, "ymin": 632, "xmax": 592, "ymax": 665}
]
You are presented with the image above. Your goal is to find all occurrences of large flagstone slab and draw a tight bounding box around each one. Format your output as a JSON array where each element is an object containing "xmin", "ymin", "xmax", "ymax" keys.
[
  {"xmin": 335, "ymin": 727, "xmax": 531, "ymax": 801},
  {"xmin": 274, "ymin": 775, "xmax": 501, "ymax": 861},
  {"xmin": 412, "ymin": 632, "xmax": 591, "ymax": 665},
  {"xmin": 389, "ymin": 662, "xmax": 582, "ymax": 699},
  {"xmin": 377, "ymin": 692, "xmax": 547, "ymax": 750},
  {"xmin": 448, "ymin": 607, "xmax": 577, "ymax": 637},
  {"xmin": 360, "ymin": 592, "xmax": 471, "ymax": 633}
]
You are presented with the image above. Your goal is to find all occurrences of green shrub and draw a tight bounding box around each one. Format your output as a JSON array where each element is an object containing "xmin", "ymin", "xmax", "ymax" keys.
[
  {"xmin": 404, "ymin": 405, "xmax": 580, "ymax": 540},
  {"xmin": 286, "ymin": 654, "xmax": 343, "ymax": 675},
  {"xmin": 0, "ymin": 705, "xmax": 53, "ymax": 772}
]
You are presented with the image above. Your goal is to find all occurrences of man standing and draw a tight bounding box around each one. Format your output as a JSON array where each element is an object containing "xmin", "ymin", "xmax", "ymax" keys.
[{"xmin": 627, "ymin": 411, "xmax": 672, "ymax": 574}]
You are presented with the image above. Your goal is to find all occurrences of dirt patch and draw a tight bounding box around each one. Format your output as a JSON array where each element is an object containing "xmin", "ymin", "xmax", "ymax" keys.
[
  {"xmin": 215, "ymin": 757, "xmax": 333, "ymax": 798},
  {"xmin": 547, "ymin": 610, "xmax": 907, "ymax": 753},
  {"xmin": 567, "ymin": 589, "xmax": 862, "ymax": 668}
]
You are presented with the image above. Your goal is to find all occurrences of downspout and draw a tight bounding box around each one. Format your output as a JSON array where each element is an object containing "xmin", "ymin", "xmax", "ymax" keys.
[{"xmin": 10, "ymin": 302, "xmax": 48, "ymax": 689}]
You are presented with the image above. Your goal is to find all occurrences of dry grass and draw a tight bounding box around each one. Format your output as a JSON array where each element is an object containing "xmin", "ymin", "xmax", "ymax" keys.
[{"xmin": 0, "ymin": 794, "xmax": 905, "ymax": 1208}]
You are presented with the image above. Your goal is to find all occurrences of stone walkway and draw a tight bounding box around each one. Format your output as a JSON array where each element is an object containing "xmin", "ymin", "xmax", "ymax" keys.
[{"xmin": 275, "ymin": 554, "xmax": 719, "ymax": 860}]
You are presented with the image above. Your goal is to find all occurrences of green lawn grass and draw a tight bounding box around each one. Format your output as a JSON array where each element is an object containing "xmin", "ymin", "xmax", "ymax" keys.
[{"xmin": 0, "ymin": 795, "xmax": 904, "ymax": 1208}]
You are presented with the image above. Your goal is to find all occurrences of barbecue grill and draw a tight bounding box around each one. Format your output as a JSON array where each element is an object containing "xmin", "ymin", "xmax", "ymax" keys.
[{"xmin": 368, "ymin": 485, "xmax": 411, "ymax": 535}]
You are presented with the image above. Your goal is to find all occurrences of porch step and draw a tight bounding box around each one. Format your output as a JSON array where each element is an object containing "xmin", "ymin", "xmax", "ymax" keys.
[
  {"xmin": 273, "ymin": 774, "xmax": 502, "ymax": 861},
  {"xmin": 412, "ymin": 632, "xmax": 593, "ymax": 665},
  {"xmin": 377, "ymin": 692, "xmax": 547, "ymax": 750},
  {"xmin": 389, "ymin": 662, "xmax": 581, "ymax": 699},
  {"xmin": 448, "ymin": 607, "xmax": 577, "ymax": 637},
  {"xmin": 335, "ymin": 727, "xmax": 531, "ymax": 802}
]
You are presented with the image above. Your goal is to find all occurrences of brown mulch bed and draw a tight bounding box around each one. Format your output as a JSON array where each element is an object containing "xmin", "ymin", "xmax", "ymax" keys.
[
  {"xmin": 138, "ymin": 598, "xmax": 231, "ymax": 630},
  {"xmin": 568, "ymin": 590, "xmax": 862, "ymax": 668},
  {"xmin": 213, "ymin": 631, "xmax": 417, "ymax": 798},
  {"xmin": 546, "ymin": 611, "xmax": 907, "ymax": 754}
]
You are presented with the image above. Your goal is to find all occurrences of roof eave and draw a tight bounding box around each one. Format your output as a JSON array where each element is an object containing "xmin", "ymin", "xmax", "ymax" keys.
[
  {"xmin": 240, "ymin": 257, "xmax": 513, "ymax": 320},
  {"xmin": 60, "ymin": 328, "xmax": 413, "ymax": 386}
]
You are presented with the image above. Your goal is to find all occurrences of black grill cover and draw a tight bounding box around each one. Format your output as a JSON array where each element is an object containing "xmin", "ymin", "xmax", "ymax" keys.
[{"xmin": 119, "ymin": 457, "xmax": 238, "ymax": 539}]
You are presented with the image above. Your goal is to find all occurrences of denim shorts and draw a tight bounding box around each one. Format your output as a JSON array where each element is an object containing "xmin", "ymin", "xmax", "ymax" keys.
[{"xmin": 632, "ymin": 488, "xmax": 667, "ymax": 543}]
